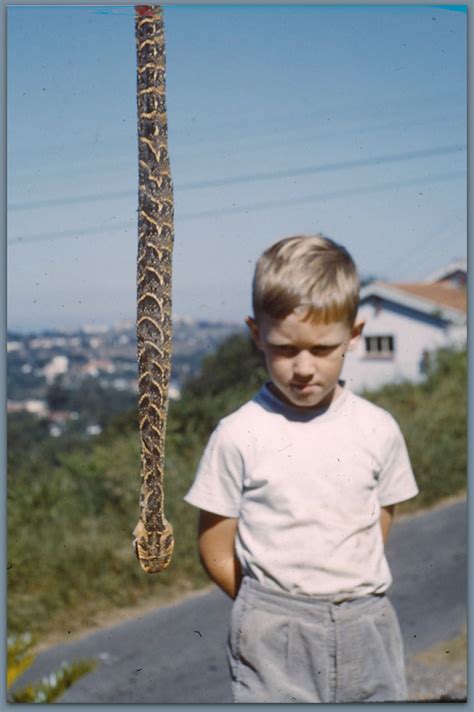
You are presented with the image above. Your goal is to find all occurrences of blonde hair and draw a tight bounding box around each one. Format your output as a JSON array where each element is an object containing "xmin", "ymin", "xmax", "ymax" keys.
[{"xmin": 252, "ymin": 234, "xmax": 360, "ymax": 326}]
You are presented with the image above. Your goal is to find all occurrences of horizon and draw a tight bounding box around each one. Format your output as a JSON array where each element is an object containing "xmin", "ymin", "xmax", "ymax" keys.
[{"xmin": 7, "ymin": 313, "xmax": 245, "ymax": 336}]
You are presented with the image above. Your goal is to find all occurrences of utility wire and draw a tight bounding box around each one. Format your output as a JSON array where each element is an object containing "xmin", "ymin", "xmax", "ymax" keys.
[
  {"xmin": 8, "ymin": 221, "xmax": 134, "ymax": 245},
  {"xmin": 378, "ymin": 212, "xmax": 464, "ymax": 278},
  {"xmin": 10, "ymin": 190, "xmax": 134, "ymax": 211},
  {"xmin": 10, "ymin": 107, "xmax": 463, "ymax": 170},
  {"xmin": 8, "ymin": 169, "xmax": 464, "ymax": 246},
  {"xmin": 178, "ymin": 170, "xmax": 465, "ymax": 220},
  {"xmin": 11, "ymin": 92, "xmax": 460, "ymax": 154},
  {"xmin": 9, "ymin": 143, "xmax": 465, "ymax": 211},
  {"xmin": 177, "ymin": 144, "xmax": 465, "ymax": 191}
]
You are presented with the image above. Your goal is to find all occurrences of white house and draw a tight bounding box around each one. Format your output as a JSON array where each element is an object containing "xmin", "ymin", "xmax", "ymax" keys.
[
  {"xmin": 342, "ymin": 261, "xmax": 467, "ymax": 393},
  {"xmin": 43, "ymin": 355, "xmax": 69, "ymax": 385}
]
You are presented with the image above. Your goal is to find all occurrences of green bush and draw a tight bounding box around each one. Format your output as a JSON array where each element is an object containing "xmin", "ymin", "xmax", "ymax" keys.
[{"xmin": 362, "ymin": 347, "xmax": 467, "ymax": 510}]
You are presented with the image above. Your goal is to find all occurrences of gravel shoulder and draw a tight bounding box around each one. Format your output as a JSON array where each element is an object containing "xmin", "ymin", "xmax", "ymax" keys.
[{"xmin": 406, "ymin": 628, "xmax": 467, "ymax": 702}]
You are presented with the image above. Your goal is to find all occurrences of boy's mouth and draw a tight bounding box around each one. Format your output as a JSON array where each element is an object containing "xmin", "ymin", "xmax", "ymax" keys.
[{"xmin": 291, "ymin": 383, "xmax": 318, "ymax": 392}]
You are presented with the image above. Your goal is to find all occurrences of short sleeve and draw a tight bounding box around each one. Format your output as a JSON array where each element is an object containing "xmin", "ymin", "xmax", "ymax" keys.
[
  {"xmin": 183, "ymin": 423, "xmax": 244, "ymax": 517},
  {"xmin": 376, "ymin": 414, "xmax": 419, "ymax": 506}
]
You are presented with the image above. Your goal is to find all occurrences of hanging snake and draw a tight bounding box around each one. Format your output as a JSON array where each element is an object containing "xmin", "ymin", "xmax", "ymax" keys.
[{"xmin": 132, "ymin": 5, "xmax": 175, "ymax": 573}]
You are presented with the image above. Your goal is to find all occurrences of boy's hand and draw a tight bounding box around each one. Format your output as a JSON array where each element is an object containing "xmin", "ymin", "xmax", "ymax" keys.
[
  {"xmin": 198, "ymin": 511, "xmax": 242, "ymax": 599},
  {"xmin": 380, "ymin": 505, "xmax": 395, "ymax": 544}
]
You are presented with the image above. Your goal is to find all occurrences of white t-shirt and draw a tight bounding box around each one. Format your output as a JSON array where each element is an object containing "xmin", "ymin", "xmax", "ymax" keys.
[{"xmin": 184, "ymin": 383, "xmax": 418, "ymax": 599}]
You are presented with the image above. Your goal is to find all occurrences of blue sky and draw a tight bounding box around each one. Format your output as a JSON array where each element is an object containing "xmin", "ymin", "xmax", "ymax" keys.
[{"xmin": 7, "ymin": 4, "xmax": 467, "ymax": 331}]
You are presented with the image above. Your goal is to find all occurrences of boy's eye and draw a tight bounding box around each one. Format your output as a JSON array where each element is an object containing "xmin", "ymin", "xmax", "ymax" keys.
[
  {"xmin": 272, "ymin": 345, "xmax": 298, "ymax": 356},
  {"xmin": 270, "ymin": 344, "xmax": 340, "ymax": 356},
  {"xmin": 311, "ymin": 345, "xmax": 338, "ymax": 355}
]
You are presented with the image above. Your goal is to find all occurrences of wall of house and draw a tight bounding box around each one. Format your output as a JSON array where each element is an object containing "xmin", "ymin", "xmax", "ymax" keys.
[{"xmin": 341, "ymin": 297, "xmax": 461, "ymax": 393}]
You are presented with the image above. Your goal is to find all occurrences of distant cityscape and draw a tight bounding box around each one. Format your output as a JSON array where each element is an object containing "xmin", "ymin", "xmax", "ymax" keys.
[{"xmin": 7, "ymin": 317, "xmax": 242, "ymax": 438}]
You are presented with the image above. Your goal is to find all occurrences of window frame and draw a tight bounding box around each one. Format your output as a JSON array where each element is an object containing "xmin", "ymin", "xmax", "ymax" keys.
[{"xmin": 363, "ymin": 334, "xmax": 395, "ymax": 359}]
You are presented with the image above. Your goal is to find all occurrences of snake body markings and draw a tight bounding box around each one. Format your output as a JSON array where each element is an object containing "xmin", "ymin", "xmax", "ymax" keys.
[{"xmin": 132, "ymin": 5, "xmax": 175, "ymax": 573}]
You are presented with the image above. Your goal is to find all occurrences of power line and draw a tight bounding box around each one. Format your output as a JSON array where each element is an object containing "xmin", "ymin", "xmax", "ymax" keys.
[
  {"xmin": 379, "ymin": 212, "xmax": 464, "ymax": 277},
  {"xmin": 8, "ymin": 169, "xmax": 464, "ymax": 246},
  {"xmin": 177, "ymin": 144, "xmax": 465, "ymax": 191},
  {"xmin": 9, "ymin": 144, "xmax": 465, "ymax": 211},
  {"xmin": 10, "ymin": 109, "xmax": 463, "ymax": 180},
  {"xmin": 9, "ymin": 96, "xmax": 462, "ymax": 162},
  {"xmin": 178, "ymin": 170, "xmax": 465, "ymax": 220},
  {"xmin": 9, "ymin": 190, "xmax": 134, "ymax": 211},
  {"xmin": 8, "ymin": 221, "xmax": 134, "ymax": 245}
]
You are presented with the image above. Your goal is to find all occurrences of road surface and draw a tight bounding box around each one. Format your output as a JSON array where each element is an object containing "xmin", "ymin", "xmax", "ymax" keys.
[{"xmin": 13, "ymin": 498, "xmax": 467, "ymax": 703}]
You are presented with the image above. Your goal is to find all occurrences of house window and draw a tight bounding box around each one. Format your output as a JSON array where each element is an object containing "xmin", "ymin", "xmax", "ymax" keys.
[{"xmin": 364, "ymin": 335, "xmax": 394, "ymax": 358}]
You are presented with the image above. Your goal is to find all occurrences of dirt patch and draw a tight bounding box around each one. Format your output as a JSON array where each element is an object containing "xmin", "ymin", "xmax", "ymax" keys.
[
  {"xmin": 414, "ymin": 627, "xmax": 467, "ymax": 666},
  {"xmin": 407, "ymin": 628, "xmax": 467, "ymax": 702}
]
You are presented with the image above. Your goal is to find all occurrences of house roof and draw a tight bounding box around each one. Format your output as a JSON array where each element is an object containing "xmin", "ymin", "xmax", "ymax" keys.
[
  {"xmin": 389, "ymin": 282, "xmax": 467, "ymax": 313},
  {"xmin": 423, "ymin": 259, "xmax": 467, "ymax": 284},
  {"xmin": 359, "ymin": 281, "xmax": 466, "ymax": 325}
]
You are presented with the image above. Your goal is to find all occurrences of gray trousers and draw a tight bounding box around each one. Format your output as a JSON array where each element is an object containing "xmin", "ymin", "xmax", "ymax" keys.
[{"xmin": 227, "ymin": 577, "xmax": 407, "ymax": 703}]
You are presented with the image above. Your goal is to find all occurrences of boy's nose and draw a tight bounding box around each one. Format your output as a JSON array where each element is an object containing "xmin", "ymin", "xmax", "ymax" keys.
[{"xmin": 293, "ymin": 351, "xmax": 315, "ymax": 379}]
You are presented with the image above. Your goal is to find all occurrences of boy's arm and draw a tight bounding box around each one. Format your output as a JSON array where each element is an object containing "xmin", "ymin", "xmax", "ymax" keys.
[
  {"xmin": 380, "ymin": 504, "xmax": 395, "ymax": 544},
  {"xmin": 198, "ymin": 510, "xmax": 242, "ymax": 599}
]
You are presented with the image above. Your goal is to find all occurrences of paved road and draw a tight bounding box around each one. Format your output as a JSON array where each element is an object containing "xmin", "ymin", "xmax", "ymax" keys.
[{"xmin": 14, "ymin": 499, "xmax": 467, "ymax": 703}]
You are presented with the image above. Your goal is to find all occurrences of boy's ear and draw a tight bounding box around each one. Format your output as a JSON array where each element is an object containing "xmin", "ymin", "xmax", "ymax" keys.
[
  {"xmin": 348, "ymin": 319, "xmax": 365, "ymax": 350},
  {"xmin": 245, "ymin": 316, "xmax": 262, "ymax": 350}
]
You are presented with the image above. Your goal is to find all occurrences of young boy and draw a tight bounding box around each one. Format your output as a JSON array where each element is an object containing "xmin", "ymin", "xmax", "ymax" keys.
[{"xmin": 184, "ymin": 234, "xmax": 418, "ymax": 703}]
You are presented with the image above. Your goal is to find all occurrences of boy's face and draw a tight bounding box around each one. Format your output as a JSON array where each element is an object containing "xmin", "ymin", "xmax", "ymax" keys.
[{"xmin": 247, "ymin": 311, "xmax": 364, "ymax": 410}]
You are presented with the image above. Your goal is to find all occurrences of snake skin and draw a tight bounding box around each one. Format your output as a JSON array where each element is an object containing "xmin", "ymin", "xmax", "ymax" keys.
[{"xmin": 132, "ymin": 5, "xmax": 175, "ymax": 573}]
